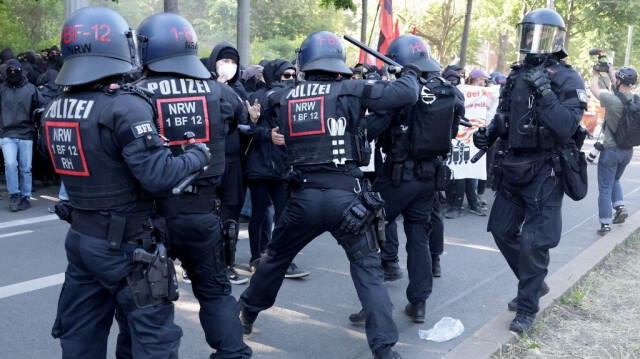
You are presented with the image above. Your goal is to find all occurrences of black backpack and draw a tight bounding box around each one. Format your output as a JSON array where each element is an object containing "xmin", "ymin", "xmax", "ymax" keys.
[{"xmin": 610, "ymin": 93, "xmax": 640, "ymax": 148}]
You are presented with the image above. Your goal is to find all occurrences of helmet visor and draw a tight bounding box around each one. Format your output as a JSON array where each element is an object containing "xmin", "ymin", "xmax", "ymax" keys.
[{"xmin": 516, "ymin": 23, "xmax": 566, "ymax": 54}]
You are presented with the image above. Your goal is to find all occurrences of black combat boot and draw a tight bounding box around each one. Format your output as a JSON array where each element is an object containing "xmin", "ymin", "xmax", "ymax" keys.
[
  {"xmin": 404, "ymin": 301, "xmax": 426, "ymax": 323},
  {"xmin": 509, "ymin": 310, "xmax": 536, "ymax": 332},
  {"xmin": 382, "ymin": 261, "xmax": 403, "ymax": 281},
  {"xmin": 238, "ymin": 302, "xmax": 258, "ymax": 335},
  {"xmin": 431, "ymin": 256, "xmax": 441, "ymax": 277},
  {"xmin": 508, "ymin": 281, "xmax": 550, "ymax": 311}
]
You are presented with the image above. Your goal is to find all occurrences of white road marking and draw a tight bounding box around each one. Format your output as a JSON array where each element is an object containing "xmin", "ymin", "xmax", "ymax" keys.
[
  {"xmin": 0, "ymin": 273, "xmax": 64, "ymax": 299},
  {"xmin": 0, "ymin": 230, "xmax": 33, "ymax": 239},
  {"xmin": 0, "ymin": 214, "xmax": 58, "ymax": 230}
]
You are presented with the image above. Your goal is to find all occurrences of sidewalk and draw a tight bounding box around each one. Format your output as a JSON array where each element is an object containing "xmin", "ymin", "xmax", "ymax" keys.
[{"xmin": 443, "ymin": 209, "xmax": 640, "ymax": 359}]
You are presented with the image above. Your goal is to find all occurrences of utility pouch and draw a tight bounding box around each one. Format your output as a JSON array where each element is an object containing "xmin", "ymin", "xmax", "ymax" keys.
[
  {"xmin": 402, "ymin": 160, "xmax": 415, "ymax": 181},
  {"xmin": 340, "ymin": 179, "xmax": 385, "ymax": 235},
  {"xmin": 415, "ymin": 161, "xmax": 436, "ymax": 181},
  {"xmin": 435, "ymin": 164, "xmax": 453, "ymax": 190},
  {"xmin": 391, "ymin": 163, "xmax": 403, "ymax": 185},
  {"xmin": 501, "ymin": 153, "xmax": 546, "ymax": 185},
  {"xmin": 557, "ymin": 145, "xmax": 588, "ymax": 201},
  {"xmin": 356, "ymin": 128, "xmax": 372, "ymax": 167},
  {"xmin": 284, "ymin": 168, "xmax": 303, "ymax": 192},
  {"xmin": 374, "ymin": 209, "xmax": 386, "ymax": 247},
  {"xmin": 491, "ymin": 155, "xmax": 504, "ymax": 191},
  {"xmin": 222, "ymin": 219, "xmax": 238, "ymax": 266}
]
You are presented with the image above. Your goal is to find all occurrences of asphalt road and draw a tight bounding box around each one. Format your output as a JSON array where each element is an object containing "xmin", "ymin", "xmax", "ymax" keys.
[{"xmin": 1, "ymin": 140, "xmax": 638, "ymax": 359}]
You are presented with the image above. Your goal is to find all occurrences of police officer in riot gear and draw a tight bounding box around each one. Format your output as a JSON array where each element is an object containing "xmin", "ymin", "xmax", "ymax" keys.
[
  {"xmin": 46, "ymin": 7, "xmax": 212, "ymax": 358},
  {"xmin": 473, "ymin": 8, "xmax": 586, "ymax": 332},
  {"xmin": 238, "ymin": 30, "xmax": 422, "ymax": 359},
  {"xmin": 135, "ymin": 13, "xmax": 252, "ymax": 358},
  {"xmin": 371, "ymin": 35, "xmax": 463, "ymax": 323}
]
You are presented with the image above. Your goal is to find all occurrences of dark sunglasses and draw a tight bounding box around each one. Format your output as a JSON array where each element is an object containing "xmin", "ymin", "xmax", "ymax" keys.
[{"xmin": 282, "ymin": 73, "xmax": 296, "ymax": 79}]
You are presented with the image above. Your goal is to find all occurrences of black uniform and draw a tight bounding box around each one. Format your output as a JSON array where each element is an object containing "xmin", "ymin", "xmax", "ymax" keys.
[
  {"xmin": 46, "ymin": 83, "xmax": 209, "ymax": 358},
  {"xmin": 239, "ymin": 74, "xmax": 420, "ymax": 356},
  {"xmin": 486, "ymin": 58, "xmax": 586, "ymax": 314},
  {"xmin": 137, "ymin": 74, "xmax": 252, "ymax": 358},
  {"xmin": 376, "ymin": 75, "xmax": 463, "ymax": 309}
]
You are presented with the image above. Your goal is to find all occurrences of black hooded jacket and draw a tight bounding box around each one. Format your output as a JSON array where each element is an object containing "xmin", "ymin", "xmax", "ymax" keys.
[
  {"xmin": 243, "ymin": 59, "xmax": 294, "ymax": 180},
  {"xmin": 207, "ymin": 42, "xmax": 249, "ymax": 163},
  {"xmin": 0, "ymin": 59, "xmax": 45, "ymax": 139}
]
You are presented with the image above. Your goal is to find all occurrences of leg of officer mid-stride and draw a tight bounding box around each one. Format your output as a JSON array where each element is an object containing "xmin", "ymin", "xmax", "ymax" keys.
[
  {"xmin": 487, "ymin": 190, "xmax": 526, "ymax": 278},
  {"xmin": 239, "ymin": 190, "xmax": 323, "ymax": 316},
  {"xmin": 168, "ymin": 213, "xmax": 252, "ymax": 358},
  {"xmin": 337, "ymin": 230, "xmax": 398, "ymax": 355}
]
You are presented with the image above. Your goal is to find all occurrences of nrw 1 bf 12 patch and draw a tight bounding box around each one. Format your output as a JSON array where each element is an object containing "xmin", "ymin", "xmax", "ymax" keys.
[
  {"xmin": 156, "ymin": 96, "xmax": 210, "ymax": 145},
  {"xmin": 45, "ymin": 122, "xmax": 89, "ymax": 176}
]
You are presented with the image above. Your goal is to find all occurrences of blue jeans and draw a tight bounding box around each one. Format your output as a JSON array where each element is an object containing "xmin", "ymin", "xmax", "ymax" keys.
[
  {"xmin": 59, "ymin": 182, "xmax": 68, "ymax": 200},
  {"xmin": 597, "ymin": 146, "xmax": 634, "ymax": 224},
  {"xmin": 1, "ymin": 137, "xmax": 33, "ymax": 197}
]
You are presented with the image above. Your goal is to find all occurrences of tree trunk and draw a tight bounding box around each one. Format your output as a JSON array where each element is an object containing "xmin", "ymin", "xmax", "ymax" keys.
[
  {"xmin": 64, "ymin": 0, "xmax": 89, "ymax": 19},
  {"xmin": 497, "ymin": 28, "xmax": 509, "ymax": 73},
  {"xmin": 361, "ymin": 0, "xmax": 368, "ymax": 43},
  {"xmin": 237, "ymin": 0, "xmax": 251, "ymax": 67},
  {"xmin": 459, "ymin": 0, "xmax": 473, "ymax": 68},
  {"xmin": 564, "ymin": 0, "xmax": 574, "ymax": 54},
  {"xmin": 164, "ymin": 0, "xmax": 179, "ymax": 13}
]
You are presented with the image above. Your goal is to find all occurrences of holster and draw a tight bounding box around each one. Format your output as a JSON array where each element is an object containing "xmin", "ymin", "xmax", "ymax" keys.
[
  {"xmin": 340, "ymin": 179, "xmax": 385, "ymax": 235},
  {"xmin": 53, "ymin": 201, "xmax": 74, "ymax": 224},
  {"xmin": 222, "ymin": 219, "xmax": 238, "ymax": 266},
  {"xmin": 127, "ymin": 243, "xmax": 179, "ymax": 309}
]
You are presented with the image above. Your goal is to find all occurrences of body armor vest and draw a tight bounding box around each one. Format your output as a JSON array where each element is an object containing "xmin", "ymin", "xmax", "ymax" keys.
[
  {"xmin": 280, "ymin": 81, "xmax": 357, "ymax": 166},
  {"xmin": 137, "ymin": 75, "xmax": 225, "ymax": 178},
  {"xmin": 507, "ymin": 64, "xmax": 566, "ymax": 150},
  {"xmin": 43, "ymin": 90, "xmax": 145, "ymax": 210},
  {"xmin": 406, "ymin": 77, "xmax": 457, "ymax": 159}
]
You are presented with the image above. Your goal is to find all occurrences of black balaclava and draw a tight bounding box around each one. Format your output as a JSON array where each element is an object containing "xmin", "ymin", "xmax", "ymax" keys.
[{"xmin": 6, "ymin": 67, "xmax": 22, "ymax": 85}]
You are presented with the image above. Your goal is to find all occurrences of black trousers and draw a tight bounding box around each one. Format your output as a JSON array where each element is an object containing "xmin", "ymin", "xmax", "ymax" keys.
[
  {"xmin": 51, "ymin": 228, "xmax": 182, "ymax": 359},
  {"xmin": 239, "ymin": 187, "xmax": 398, "ymax": 354},
  {"xmin": 488, "ymin": 159, "xmax": 564, "ymax": 313},
  {"xmin": 247, "ymin": 178, "xmax": 287, "ymax": 262},
  {"xmin": 166, "ymin": 213, "xmax": 252, "ymax": 358},
  {"xmin": 377, "ymin": 173, "xmax": 436, "ymax": 304}
]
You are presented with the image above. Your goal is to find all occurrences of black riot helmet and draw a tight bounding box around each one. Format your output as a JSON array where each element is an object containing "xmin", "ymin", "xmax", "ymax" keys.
[
  {"xmin": 615, "ymin": 66, "xmax": 638, "ymax": 86},
  {"xmin": 137, "ymin": 13, "xmax": 210, "ymax": 79},
  {"xmin": 386, "ymin": 35, "xmax": 441, "ymax": 73},
  {"xmin": 56, "ymin": 6, "xmax": 136, "ymax": 86},
  {"xmin": 516, "ymin": 8, "xmax": 567, "ymax": 58},
  {"xmin": 297, "ymin": 31, "xmax": 352, "ymax": 76}
]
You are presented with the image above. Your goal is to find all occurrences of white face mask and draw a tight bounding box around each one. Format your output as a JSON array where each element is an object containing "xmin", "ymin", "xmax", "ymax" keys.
[{"xmin": 218, "ymin": 63, "xmax": 237, "ymax": 80}]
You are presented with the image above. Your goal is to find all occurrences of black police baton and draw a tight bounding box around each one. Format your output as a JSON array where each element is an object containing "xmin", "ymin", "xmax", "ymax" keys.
[
  {"xmin": 343, "ymin": 35, "xmax": 402, "ymax": 73},
  {"xmin": 470, "ymin": 127, "xmax": 497, "ymax": 164},
  {"xmin": 172, "ymin": 132, "xmax": 208, "ymax": 195}
]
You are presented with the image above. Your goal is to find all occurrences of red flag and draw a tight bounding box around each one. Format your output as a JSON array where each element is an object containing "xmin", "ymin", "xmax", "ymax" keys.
[
  {"xmin": 394, "ymin": 19, "xmax": 400, "ymax": 39},
  {"xmin": 359, "ymin": 49, "xmax": 376, "ymax": 66},
  {"xmin": 412, "ymin": 26, "xmax": 417, "ymax": 35},
  {"xmin": 376, "ymin": 0, "xmax": 393, "ymax": 68}
]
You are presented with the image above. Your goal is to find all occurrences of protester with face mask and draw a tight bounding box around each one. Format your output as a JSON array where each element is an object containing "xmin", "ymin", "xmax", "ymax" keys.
[
  {"xmin": 243, "ymin": 59, "xmax": 309, "ymax": 278},
  {"xmin": 0, "ymin": 59, "xmax": 45, "ymax": 211},
  {"xmin": 206, "ymin": 42, "xmax": 259, "ymax": 285}
]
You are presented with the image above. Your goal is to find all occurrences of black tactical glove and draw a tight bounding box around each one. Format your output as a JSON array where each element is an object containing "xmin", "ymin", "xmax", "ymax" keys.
[
  {"xmin": 185, "ymin": 142, "xmax": 211, "ymax": 164},
  {"xmin": 400, "ymin": 63, "xmax": 422, "ymax": 80},
  {"xmin": 340, "ymin": 200, "xmax": 369, "ymax": 234},
  {"xmin": 523, "ymin": 67, "xmax": 552, "ymax": 97},
  {"xmin": 473, "ymin": 126, "xmax": 495, "ymax": 150}
]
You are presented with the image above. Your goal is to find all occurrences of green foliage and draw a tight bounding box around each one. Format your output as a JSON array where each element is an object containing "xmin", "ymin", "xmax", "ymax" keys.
[
  {"xmin": 319, "ymin": 0, "xmax": 355, "ymax": 11},
  {"xmin": 560, "ymin": 287, "xmax": 585, "ymax": 308}
]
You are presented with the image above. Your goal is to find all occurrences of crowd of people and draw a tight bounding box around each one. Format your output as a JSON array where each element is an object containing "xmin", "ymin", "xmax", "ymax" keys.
[{"xmin": 0, "ymin": 4, "xmax": 636, "ymax": 359}]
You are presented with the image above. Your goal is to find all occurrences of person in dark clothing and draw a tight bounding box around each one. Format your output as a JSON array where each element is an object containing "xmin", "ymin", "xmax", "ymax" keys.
[
  {"xmin": 0, "ymin": 48, "xmax": 15, "ymax": 82},
  {"xmin": 243, "ymin": 59, "xmax": 309, "ymax": 278},
  {"xmin": 136, "ymin": 13, "xmax": 253, "ymax": 358},
  {"xmin": 45, "ymin": 45, "xmax": 63, "ymax": 71},
  {"xmin": 206, "ymin": 42, "xmax": 260, "ymax": 284},
  {"xmin": 35, "ymin": 69, "xmax": 62, "ymax": 187},
  {"xmin": 0, "ymin": 58, "xmax": 45, "ymax": 211},
  {"xmin": 349, "ymin": 35, "xmax": 464, "ymax": 326},
  {"xmin": 46, "ymin": 6, "xmax": 211, "ymax": 358},
  {"xmin": 474, "ymin": 8, "xmax": 587, "ymax": 332},
  {"xmin": 238, "ymin": 30, "xmax": 422, "ymax": 359},
  {"xmin": 240, "ymin": 64, "xmax": 265, "ymax": 98}
]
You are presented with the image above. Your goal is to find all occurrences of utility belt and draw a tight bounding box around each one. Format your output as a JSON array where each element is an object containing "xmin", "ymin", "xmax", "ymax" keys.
[
  {"xmin": 155, "ymin": 186, "xmax": 220, "ymax": 218},
  {"xmin": 71, "ymin": 209, "xmax": 165, "ymax": 251},
  {"xmin": 300, "ymin": 172, "xmax": 363, "ymax": 193},
  {"xmin": 386, "ymin": 158, "xmax": 440, "ymax": 185}
]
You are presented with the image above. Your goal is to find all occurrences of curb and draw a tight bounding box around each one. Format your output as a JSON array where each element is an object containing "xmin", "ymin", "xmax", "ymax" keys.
[{"xmin": 442, "ymin": 209, "xmax": 640, "ymax": 359}]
